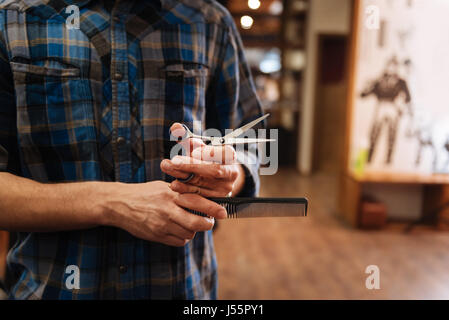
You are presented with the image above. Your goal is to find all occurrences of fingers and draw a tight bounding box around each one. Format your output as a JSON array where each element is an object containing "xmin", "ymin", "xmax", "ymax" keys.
[
  {"xmin": 160, "ymin": 159, "xmax": 190, "ymax": 180},
  {"xmin": 170, "ymin": 179, "xmax": 230, "ymax": 197},
  {"xmin": 191, "ymin": 144, "xmax": 236, "ymax": 164},
  {"xmin": 166, "ymin": 156, "xmax": 229, "ymax": 179},
  {"xmin": 170, "ymin": 122, "xmax": 186, "ymax": 139},
  {"xmin": 161, "ymin": 156, "xmax": 238, "ymax": 192},
  {"xmin": 162, "ymin": 235, "xmax": 189, "ymax": 247},
  {"xmin": 169, "ymin": 123, "xmax": 236, "ymax": 163},
  {"xmin": 169, "ymin": 207, "xmax": 216, "ymax": 233},
  {"xmin": 165, "ymin": 222, "xmax": 196, "ymax": 240},
  {"xmin": 174, "ymin": 193, "xmax": 227, "ymax": 220}
]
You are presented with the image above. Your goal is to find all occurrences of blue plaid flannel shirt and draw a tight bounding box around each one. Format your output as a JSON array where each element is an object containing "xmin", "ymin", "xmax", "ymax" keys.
[{"xmin": 0, "ymin": 0, "xmax": 263, "ymax": 299}]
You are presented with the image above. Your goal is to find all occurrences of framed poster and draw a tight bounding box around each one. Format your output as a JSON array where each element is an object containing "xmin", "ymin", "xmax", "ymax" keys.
[{"xmin": 348, "ymin": 0, "xmax": 449, "ymax": 181}]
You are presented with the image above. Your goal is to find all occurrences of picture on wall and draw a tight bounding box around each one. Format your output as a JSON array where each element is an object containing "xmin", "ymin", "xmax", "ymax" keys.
[{"xmin": 349, "ymin": 0, "xmax": 449, "ymax": 177}]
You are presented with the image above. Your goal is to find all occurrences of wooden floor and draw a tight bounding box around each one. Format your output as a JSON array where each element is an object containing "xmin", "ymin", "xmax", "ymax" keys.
[{"xmin": 214, "ymin": 168, "xmax": 449, "ymax": 300}]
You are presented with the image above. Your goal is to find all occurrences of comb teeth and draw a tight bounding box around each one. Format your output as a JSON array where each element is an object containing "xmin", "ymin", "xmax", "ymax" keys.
[
  {"xmin": 185, "ymin": 197, "xmax": 308, "ymax": 219},
  {"xmin": 220, "ymin": 202, "xmax": 237, "ymax": 218},
  {"xmin": 188, "ymin": 202, "xmax": 237, "ymax": 219}
]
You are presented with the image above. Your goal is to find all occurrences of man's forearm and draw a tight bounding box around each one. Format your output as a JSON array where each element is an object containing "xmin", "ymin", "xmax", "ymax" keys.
[{"xmin": 0, "ymin": 172, "xmax": 109, "ymax": 232}]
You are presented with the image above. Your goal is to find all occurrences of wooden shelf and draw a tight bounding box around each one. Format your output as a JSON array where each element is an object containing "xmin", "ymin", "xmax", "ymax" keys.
[{"xmin": 348, "ymin": 170, "xmax": 449, "ymax": 185}]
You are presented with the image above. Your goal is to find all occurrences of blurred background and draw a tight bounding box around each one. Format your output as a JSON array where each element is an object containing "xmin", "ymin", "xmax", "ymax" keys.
[{"xmin": 212, "ymin": 0, "xmax": 449, "ymax": 299}]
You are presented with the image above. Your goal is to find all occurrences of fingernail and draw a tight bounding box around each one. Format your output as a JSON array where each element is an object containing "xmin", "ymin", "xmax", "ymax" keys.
[{"xmin": 204, "ymin": 217, "xmax": 215, "ymax": 226}]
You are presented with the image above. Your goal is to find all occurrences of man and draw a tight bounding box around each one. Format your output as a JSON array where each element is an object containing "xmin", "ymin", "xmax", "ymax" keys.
[
  {"xmin": 360, "ymin": 56, "xmax": 412, "ymax": 165},
  {"xmin": 0, "ymin": 0, "xmax": 263, "ymax": 299}
]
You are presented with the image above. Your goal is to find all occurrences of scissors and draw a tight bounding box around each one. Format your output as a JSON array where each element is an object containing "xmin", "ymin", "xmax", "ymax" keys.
[{"xmin": 176, "ymin": 113, "xmax": 276, "ymax": 146}]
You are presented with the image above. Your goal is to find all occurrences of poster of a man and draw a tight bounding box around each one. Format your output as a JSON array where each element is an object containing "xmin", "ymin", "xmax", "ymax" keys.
[
  {"xmin": 350, "ymin": 0, "xmax": 449, "ymax": 177},
  {"xmin": 360, "ymin": 56, "xmax": 412, "ymax": 165}
]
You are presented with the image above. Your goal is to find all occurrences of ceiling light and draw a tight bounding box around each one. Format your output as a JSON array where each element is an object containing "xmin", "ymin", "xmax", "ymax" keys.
[
  {"xmin": 269, "ymin": 0, "xmax": 283, "ymax": 15},
  {"xmin": 240, "ymin": 15, "xmax": 254, "ymax": 29},
  {"xmin": 248, "ymin": 0, "xmax": 261, "ymax": 10}
]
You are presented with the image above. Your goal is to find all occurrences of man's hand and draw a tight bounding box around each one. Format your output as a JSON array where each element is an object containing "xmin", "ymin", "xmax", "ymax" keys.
[
  {"xmin": 104, "ymin": 181, "xmax": 227, "ymax": 247},
  {"xmin": 160, "ymin": 123, "xmax": 246, "ymax": 197},
  {"xmin": 0, "ymin": 173, "xmax": 226, "ymax": 247}
]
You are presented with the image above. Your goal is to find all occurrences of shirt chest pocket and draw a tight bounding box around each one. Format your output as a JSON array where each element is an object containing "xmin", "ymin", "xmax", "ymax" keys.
[
  {"xmin": 11, "ymin": 61, "xmax": 97, "ymax": 168},
  {"xmin": 159, "ymin": 63, "xmax": 209, "ymax": 126}
]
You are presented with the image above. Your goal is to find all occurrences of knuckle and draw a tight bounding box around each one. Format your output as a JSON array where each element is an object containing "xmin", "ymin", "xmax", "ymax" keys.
[
  {"xmin": 173, "ymin": 192, "xmax": 183, "ymax": 204},
  {"xmin": 186, "ymin": 219, "xmax": 199, "ymax": 231},
  {"xmin": 157, "ymin": 222, "xmax": 169, "ymax": 235},
  {"xmin": 167, "ymin": 188, "xmax": 176, "ymax": 198},
  {"xmin": 192, "ymin": 218, "xmax": 209, "ymax": 231},
  {"xmin": 171, "ymin": 181, "xmax": 184, "ymax": 193},
  {"xmin": 205, "ymin": 203, "xmax": 215, "ymax": 214}
]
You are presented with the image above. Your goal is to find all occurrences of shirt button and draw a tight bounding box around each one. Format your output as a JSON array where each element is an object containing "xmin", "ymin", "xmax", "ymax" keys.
[
  {"xmin": 117, "ymin": 136, "xmax": 126, "ymax": 146},
  {"xmin": 119, "ymin": 265, "xmax": 128, "ymax": 274}
]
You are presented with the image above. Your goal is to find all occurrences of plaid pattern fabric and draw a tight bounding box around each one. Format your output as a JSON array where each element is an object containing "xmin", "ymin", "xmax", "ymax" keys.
[{"xmin": 0, "ymin": 0, "xmax": 263, "ymax": 299}]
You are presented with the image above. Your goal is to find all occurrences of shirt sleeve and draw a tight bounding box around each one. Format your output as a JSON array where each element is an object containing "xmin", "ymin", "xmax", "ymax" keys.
[
  {"xmin": 0, "ymin": 28, "xmax": 18, "ymax": 174},
  {"xmin": 206, "ymin": 13, "xmax": 265, "ymax": 197}
]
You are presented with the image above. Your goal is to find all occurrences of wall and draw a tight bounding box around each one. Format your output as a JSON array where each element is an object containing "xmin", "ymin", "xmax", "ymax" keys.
[{"xmin": 298, "ymin": 0, "xmax": 353, "ymax": 174}]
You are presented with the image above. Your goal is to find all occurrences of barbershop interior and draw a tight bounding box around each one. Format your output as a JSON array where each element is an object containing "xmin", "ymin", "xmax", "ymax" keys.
[
  {"xmin": 210, "ymin": 0, "xmax": 449, "ymax": 300},
  {"xmin": 2, "ymin": 0, "xmax": 449, "ymax": 300}
]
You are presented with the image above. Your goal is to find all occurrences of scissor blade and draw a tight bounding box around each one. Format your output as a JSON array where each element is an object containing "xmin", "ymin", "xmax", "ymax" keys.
[
  {"xmin": 220, "ymin": 138, "xmax": 276, "ymax": 145},
  {"xmin": 222, "ymin": 114, "xmax": 270, "ymax": 140}
]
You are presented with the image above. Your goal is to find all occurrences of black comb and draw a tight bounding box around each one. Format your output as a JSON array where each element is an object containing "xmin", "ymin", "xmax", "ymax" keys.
[{"xmin": 187, "ymin": 197, "xmax": 308, "ymax": 219}]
